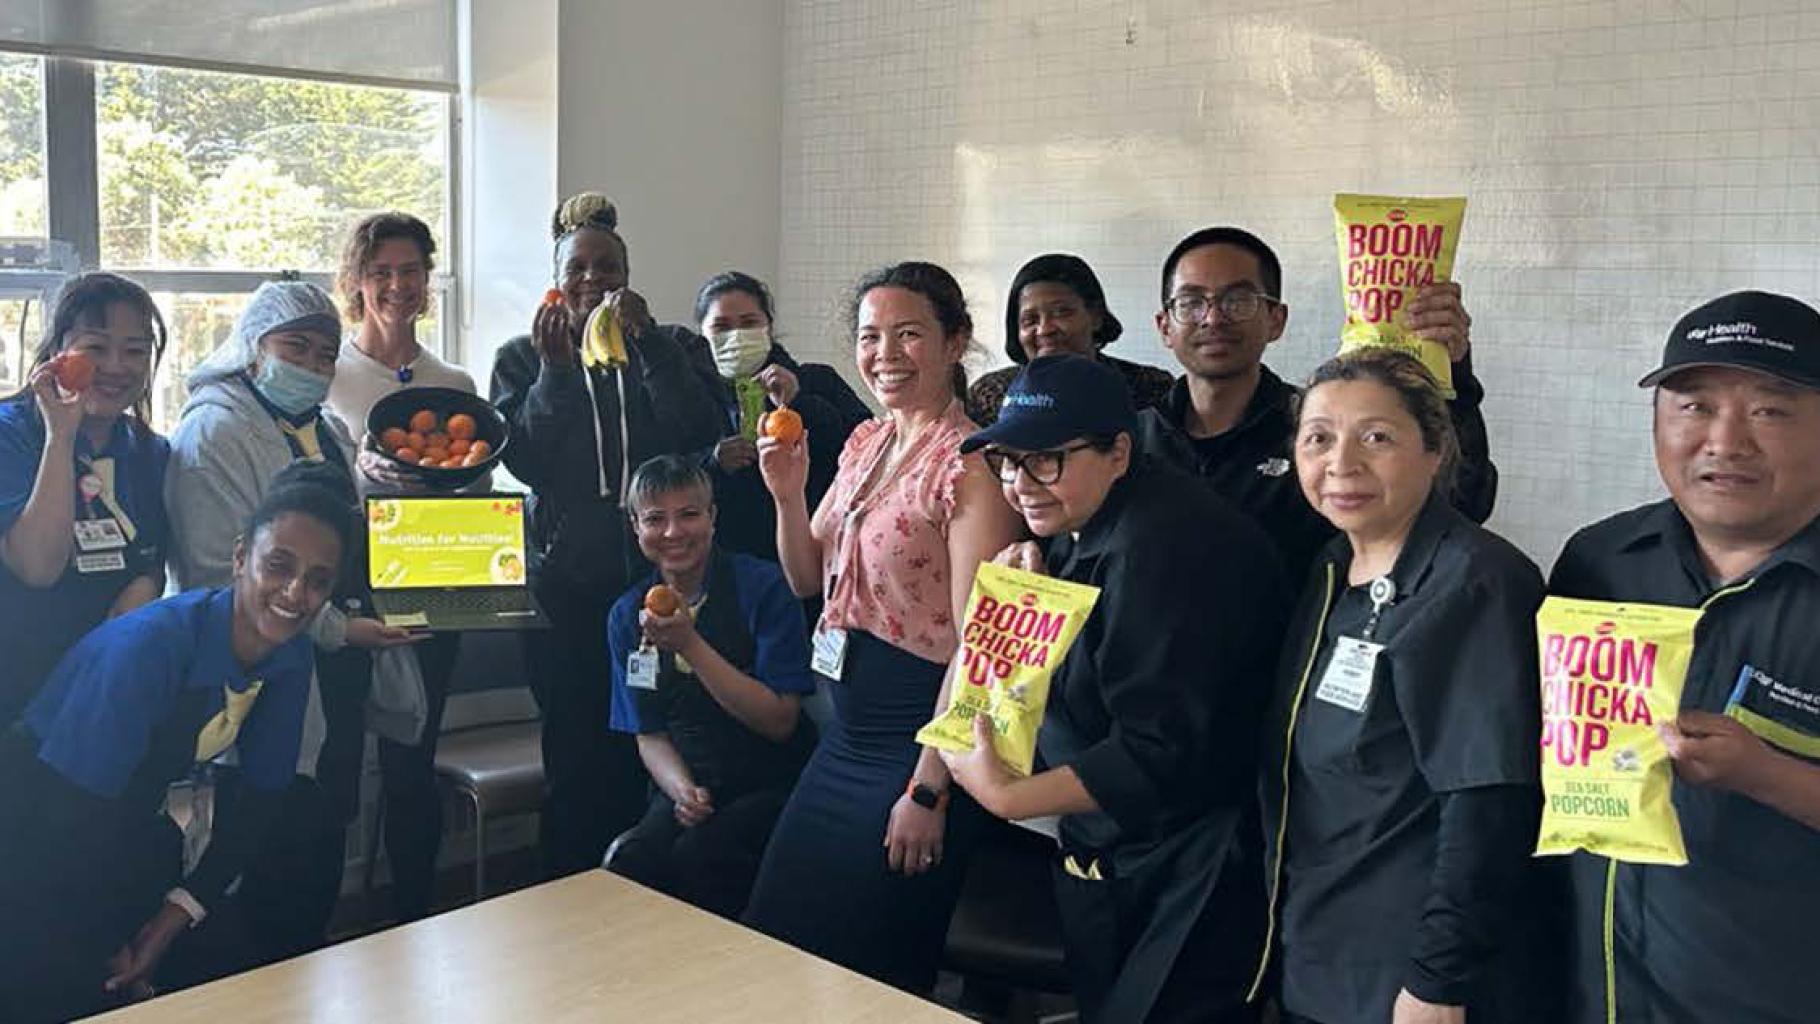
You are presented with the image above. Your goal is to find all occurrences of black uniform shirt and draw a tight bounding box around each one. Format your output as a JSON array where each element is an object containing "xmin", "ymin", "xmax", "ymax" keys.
[
  {"xmin": 1038, "ymin": 457, "xmax": 1289, "ymax": 853},
  {"xmin": 1262, "ymin": 490, "xmax": 1543, "ymax": 1023},
  {"xmin": 1549, "ymin": 500, "xmax": 1820, "ymax": 1024},
  {"xmin": 1136, "ymin": 358, "xmax": 1498, "ymax": 580}
]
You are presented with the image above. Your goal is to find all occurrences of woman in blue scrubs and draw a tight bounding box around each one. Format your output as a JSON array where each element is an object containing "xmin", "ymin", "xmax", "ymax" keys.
[{"xmin": 0, "ymin": 272, "xmax": 169, "ymax": 725}]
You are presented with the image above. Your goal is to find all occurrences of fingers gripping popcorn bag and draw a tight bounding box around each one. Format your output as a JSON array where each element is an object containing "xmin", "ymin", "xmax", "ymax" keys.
[
  {"xmin": 917, "ymin": 563, "xmax": 1100, "ymax": 776},
  {"xmin": 1534, "ymin": 597, "xmax": 1702, "ymax": 866},
  {"xmin": 1334, "ymin": 194, "xmax": 1466, "ymax": 397}
]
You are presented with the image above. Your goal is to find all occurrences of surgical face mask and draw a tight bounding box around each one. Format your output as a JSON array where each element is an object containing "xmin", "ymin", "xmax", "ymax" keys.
[
  {"xmin": 709, "ymin": 327, "xmax": 771, "ymax": 379},
  {"xmin": 252, "ymin": 356, "xmax": 333, "ymax": 415}
]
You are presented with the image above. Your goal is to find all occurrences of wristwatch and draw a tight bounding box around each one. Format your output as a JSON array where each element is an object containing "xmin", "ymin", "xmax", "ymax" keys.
[{"xmin": 906, "ymin": 780, "xmax": 949, "ymax": 811}]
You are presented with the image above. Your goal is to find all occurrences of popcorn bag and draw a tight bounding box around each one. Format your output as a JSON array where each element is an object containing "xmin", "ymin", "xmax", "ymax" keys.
[
  {"xmin": 1534, "ymin": 597, "xmax": 1701, "ymax": 866},
  {"xmin": 917, "ymin": 563, "xmax": 1100, "ymax": 776},
  {"xmin": 1333, "ymin": 193, "xmax": 1467, "ymax": 397}
]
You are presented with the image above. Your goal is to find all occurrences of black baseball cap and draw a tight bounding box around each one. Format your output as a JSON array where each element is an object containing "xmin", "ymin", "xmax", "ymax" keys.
[
  {"xmin": 1639, "ymin": 290, "xmax": 1820, "ymax": 389},
  {"xmin": 960, "ymin": 354, "xmax": 1137, "ymax": 454}
]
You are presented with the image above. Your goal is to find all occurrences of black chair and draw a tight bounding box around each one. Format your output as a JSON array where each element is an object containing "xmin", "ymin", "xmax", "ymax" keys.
[{"xmin": 943, "ymin": 818, "xmax": 1073, "ymax": 1023}]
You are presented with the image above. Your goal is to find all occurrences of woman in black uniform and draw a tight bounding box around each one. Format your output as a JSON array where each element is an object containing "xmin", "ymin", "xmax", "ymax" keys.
[
  {"xmin": 1253, "ymin": 349, "xmax": 1548, "ymax": 1024},
  {"xmin": 942, "ymin": 354, "xmax": 1289, "ymax": 1023}
]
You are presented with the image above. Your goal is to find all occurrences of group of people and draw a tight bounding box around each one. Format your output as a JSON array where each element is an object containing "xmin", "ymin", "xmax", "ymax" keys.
[{"xmin": 0, "ymin": 186, "xmax": 1814, "ymax": 1024}]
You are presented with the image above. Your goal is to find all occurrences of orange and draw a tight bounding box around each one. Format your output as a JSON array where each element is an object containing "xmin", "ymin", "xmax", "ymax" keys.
[
  {"xmin": 424, "ymin": 447, "xmax": 449, "ymax": 464},
  {"xmin": 418, "ymin": 453, "xmax": 441, "ymax": 467},
  {"xmin": 405, "ymin": 431, "xmax": 428, "ymax": 453},
  {"xmin": 425, "ymin": 431, "xmax": 450, "ymax": 450},
  {"xmin": 49, "ymin": 351, "xmax": 96, "ymax": 393},
  {"xmin": 408, "ymin": 409, "xmax": 438, "ymax": 434},
  {"xmin": 393, "ymin": 446, "xmax": 417, "ymax": 462},
  {"xmin": 379, "ymin": 427, "xmax": 410, "ymax": 450},
  {"xmin": 759, "ymin": 407, "xmax": 805, "ymax": 445},
  {"xmin": 468, "ymin": 440, "xmax": 492, "ymax": 459},
  {"xmin": 446, "ymin": 413, "xmax": 477, "ymax": 441},
  {"xmin": 441, "ymin": 457, "xmax": 465, "ymax": 469},
  {"xmin": 543, "ymin": 288, "xmax": 563, "ymax": 306},
  {"xmin": 645, "ymin": 584, "xmax": 683, "ymax": 616},
  {"xmin": 449, "ymin": 438, "xmax": 471, "ymax": 456},
  {"xmin": 461, "ymin": 450, "xmax": 485, "ymax": 467}
]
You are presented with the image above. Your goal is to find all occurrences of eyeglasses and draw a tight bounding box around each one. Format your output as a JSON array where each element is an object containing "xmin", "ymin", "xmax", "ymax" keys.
[
  {"xmin": 1165, "ymin": 287, "xmax": 1280, "ymax": 326},
  {"xmin": 982, "ymin": 442, "xmax": 1096, "ymax": 486}
]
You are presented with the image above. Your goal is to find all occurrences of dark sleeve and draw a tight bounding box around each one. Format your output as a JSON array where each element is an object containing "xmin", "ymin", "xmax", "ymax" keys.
[
  {"xmin": 1403, "ymin": 784, "xmax": 1542, "ymax": 1005},
  {"xmin": 795, "ymin": 362, "xmax": 873, "ymax": 436},
  {"xmin": 1071, "ymin": 535, "xmax": 1289, "ymax": 831},
  {"xmin": 1445, "ymin": 353, "xmax": 1498, "ymax": 524},
  {"xmin": 1545, "ymin": 529, "xmax": 1600, "ymax": 599},
  {"xmin": 631, "ymin": 326, "xmax": 727, "ymax": 456},
  {"xmin": 0, "ymin": 403, "xmax": 42, "ymax": 534},
  {"xmin": 184, "ymin": 784, "xmax": 282, "ymax": 912},
  {"xmin": 488, "ymin": 335, "xmax": 591, "ymax": 490},
  {"xmin": 1395, "ymin": 562, "xmax": 1544, "ymax": 791}
]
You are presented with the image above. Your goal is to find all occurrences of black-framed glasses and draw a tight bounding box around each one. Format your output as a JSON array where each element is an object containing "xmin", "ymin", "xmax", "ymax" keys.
[
  {"xmin": 983, "ymin": 442, "xmax": 1096, "ymax": 485},
  {"xmin": 1165, "ymin": 287, "xmax": 1280, "ymax": 326}
]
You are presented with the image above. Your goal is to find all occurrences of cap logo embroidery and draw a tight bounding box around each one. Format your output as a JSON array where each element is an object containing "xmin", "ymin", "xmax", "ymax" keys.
[
  {"xmin": 1257, "ymin": 457, "xmax": 1291, "ymax": 477},
  {"xmin": 1003, "ymin": 392, "xmax": 1057, "ymax": 409},
  {"xmin": 1688, "ymin": 320, "xmax": 1796, "ymax": 353}
]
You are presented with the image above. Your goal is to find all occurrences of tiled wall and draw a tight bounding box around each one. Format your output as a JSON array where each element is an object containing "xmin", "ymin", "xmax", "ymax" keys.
[{"xmin": 776, "ymin": 0, "xmax": 1820, "ymax": 566}]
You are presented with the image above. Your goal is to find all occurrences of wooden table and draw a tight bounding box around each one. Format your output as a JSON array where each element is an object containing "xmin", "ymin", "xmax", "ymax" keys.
[{"xmin": 93, "ymin": 872, "xmax": 968, "ymax": 1023}]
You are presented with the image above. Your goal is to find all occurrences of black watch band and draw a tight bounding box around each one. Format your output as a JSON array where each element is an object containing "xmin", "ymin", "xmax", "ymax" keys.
[{"xmin": 908, "ymin": 781, "xmax": 943, "ymax": 810}]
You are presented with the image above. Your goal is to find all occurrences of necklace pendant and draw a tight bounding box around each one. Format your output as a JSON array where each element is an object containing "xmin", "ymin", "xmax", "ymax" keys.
[{"xmin": 396, "ymin": 365, "xmax": 414, "ymax": 384}]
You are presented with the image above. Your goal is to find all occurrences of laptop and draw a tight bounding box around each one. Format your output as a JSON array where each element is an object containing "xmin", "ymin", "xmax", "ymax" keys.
[{"xmin": 366, "ymin": 494, "xmax": 548, "ymax": 631}]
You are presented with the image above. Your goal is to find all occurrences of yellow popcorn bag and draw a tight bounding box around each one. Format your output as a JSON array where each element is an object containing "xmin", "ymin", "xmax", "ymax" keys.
[
  {"xmin": 917, "ymin": 563, "xmax": 1100, "ymax": 776},
  {"xmin": 1333, "ymin": 193, "xmax": 1467, "ymax": 397},
  {"xmin": 1534, "ymin": 597, "xmax": 1702, "ymax": 866}
]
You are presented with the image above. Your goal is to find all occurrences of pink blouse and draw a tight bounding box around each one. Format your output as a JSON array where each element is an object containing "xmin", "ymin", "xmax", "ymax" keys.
[{"xmin": 811, "ymin": 402, "xmax": 978, "ymax": 664}]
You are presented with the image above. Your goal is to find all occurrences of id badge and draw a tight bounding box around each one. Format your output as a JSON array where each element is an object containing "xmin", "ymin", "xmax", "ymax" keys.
[
  {"xmin": 811, "ymin": 626, "xmax": 849, "ymax": 681},
  {"xmin": 73, "ymin": 517, "xmax": 128, "ymax": 552},
  {"xmin": 627, "ymin": 647, "xmax": 660, "ymax": 691},
  {"xmin": 75, "ymin": 550, "xmax": 128, "ymax": 574},
  {"xmin": 1725, "ymin": 663, "xmax": 1820, "ymax": 758},
  {"xmin": 1313, "ymin": 636, "xmax": 1382, "ymax": 713}
]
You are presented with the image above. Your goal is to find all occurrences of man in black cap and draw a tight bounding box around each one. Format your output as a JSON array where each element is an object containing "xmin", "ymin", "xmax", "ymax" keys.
[
  {"xmin": 1548, "ymin": 290, "xmax": 1820, "ymax": 1024},
  {"xmin": 942, "ymin": 355, "xmax": 1288, "ymax": 1023},
  {"xmin": 1137, "ymin": 227, "xmax": 1498, "ymax": 579}
]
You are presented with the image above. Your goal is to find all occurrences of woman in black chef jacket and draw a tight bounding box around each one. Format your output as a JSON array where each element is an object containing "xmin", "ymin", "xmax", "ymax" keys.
[
  {"xmin": 1252, "ymin": 349, "xmax": 1549, "ymax": 1024},
  {"xmin": 941, "ymin": 354, "xmax": 1290, "ymax": 1024}
]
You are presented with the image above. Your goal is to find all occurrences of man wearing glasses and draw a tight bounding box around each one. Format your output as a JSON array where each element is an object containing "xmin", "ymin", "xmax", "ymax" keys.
[{"xmin": 1136, "ymin": 226, "xmax": 1498, "ymax": 578}]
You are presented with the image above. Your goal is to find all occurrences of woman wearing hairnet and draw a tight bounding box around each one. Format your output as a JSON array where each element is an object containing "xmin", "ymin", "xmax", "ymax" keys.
[{"xmin": 165, "ymin": 280, "xmax": 419, "ymax": 967}]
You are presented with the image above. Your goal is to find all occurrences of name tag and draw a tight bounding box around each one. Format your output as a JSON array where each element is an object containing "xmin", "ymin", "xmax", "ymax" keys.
[
  {"xmin": 74, "ymin": 517, "xmax": 128, "ymax": 552},
  {"xmin": 627, "ymin": 648, "xmax": 660, "ymax": 691},
  {"xmin": 75, "ymin": 550, "xmax": 128, "ymax": 574},
  {"xmin": 1725, "ymin": 663, "xmax": 1820, "ymax": 758},
  {"xmin": 811, "ymin": 626, "xmax": 849, "ymax": 681},
  {"xmin": 1313, "ymin": 636, "xmax": 1382, "ymax": 713}
]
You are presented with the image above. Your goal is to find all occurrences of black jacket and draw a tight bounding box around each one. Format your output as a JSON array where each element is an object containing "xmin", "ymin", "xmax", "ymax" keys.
[
  {"xmin": 489, "ymin": 324, "xmax": 724, "ymax": 591},
  {"xmin": 1136, "ymin": 357, "xmax": 1498, "ymax": 580}
]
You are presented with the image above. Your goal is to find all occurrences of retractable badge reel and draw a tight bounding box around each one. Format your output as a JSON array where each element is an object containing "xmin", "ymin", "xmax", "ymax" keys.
[{"xmin": 627, "ymin": 641, "xmax": 660, "ymax": 691}]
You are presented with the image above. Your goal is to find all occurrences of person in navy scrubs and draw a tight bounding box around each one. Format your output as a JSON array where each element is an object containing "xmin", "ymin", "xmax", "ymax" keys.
[
  {"xmin": 0, "ymin": 461, "xmax": 354, "ymax": 1023},
  {"xmin": 0, "ymin": 272, "xmax": 169, "ymax": 725}
]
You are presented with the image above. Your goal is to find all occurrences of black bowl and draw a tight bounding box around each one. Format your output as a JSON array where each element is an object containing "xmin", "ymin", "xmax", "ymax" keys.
[{"xmin": 366, "ymin": 386, "xmax": 510, "ymax": 492}]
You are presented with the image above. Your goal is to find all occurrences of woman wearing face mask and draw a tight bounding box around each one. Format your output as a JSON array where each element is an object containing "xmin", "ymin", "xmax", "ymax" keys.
[
  {"xmin": 0, "ymin": 273, "xmax": 170, "ymax": 726},
  {"xmin": 693, "ymin": 270, "xmax": 871, "ymax": 562},
  {"xmin": 964, "ymin": 253, "xmax": 1174, "ymax": 426},
  {"xmin": 489, "ymin": 192, "xmax": 724, "ymax": 877},
  {"xmin": 744, "ymin": 262, "xmax": 1023, "ymax": 994},
  {"xmin": 166, "ymin": 280, "xmax": 418, "ymax": 962},
  {"xmin": 1254, "ymin": 350, "xmax": 1549, "ymax": 1024},
  {"xmin": 0, "ymin": 462, "xmax": 354, "ymax": 1023},
  {"xmin": 942, "ymin": 355, "xmax": 1290, "ymax": 1024}
]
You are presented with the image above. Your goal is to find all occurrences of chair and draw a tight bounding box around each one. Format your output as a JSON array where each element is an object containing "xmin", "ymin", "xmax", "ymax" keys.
[
  {"xmin": 942, "ymin": 819, "xmax": 1072, "ymax": 1023},
  {"xmin": 434, "ymin": 717, "xmax": 545, "ymax": 901}
]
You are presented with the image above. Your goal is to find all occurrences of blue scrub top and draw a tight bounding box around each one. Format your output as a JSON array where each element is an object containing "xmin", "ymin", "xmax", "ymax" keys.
[
  {"xmin": 23, "ymin": 586, "xmax": 313, "ymax": 804},
  {"xmin": 0, "ymin": 396, "xmax": 169, "ymax": 724}
]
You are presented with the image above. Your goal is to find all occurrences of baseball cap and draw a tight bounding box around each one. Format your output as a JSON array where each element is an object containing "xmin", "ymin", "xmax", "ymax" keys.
[
  {"xmin": 960, "ymin": 354, "xmax": 1137, "ymax": 454},
  {"xmin": 1639, "ymin": 290, "xmax": 1820, "ymax": 389}
]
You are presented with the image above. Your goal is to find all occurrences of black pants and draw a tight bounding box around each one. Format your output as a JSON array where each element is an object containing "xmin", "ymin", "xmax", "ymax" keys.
[
  {"xmin": 376, "ymin": 632, "xmax": 460, "ymax": 921},
  {"xmin": 609, "ymin": 787, "xmax": 791, "ymax": 919},
  {"xmin": 525, "ymin": 575, "xmax": 647, "ymax": 879}
]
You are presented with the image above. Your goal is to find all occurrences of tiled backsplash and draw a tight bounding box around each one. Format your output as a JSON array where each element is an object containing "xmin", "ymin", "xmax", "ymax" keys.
[{"xmin": 775, "ymin": 0, "xmax": 1820, "ymax": 567}]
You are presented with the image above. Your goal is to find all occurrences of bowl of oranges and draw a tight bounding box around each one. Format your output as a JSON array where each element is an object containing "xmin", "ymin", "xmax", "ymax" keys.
[{"xmin": 366, "ymin": 386, "xmax": 510, "ymax": 491}]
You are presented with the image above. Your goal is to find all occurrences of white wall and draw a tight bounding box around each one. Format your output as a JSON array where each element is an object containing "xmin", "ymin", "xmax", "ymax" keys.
[
  {"xmin": 553, "ymin": 0, "xmax": 784, "ymax": 325},
  {"xmin": 775, "ymin": 0, "xmax": 1820, "ymax": 566}
]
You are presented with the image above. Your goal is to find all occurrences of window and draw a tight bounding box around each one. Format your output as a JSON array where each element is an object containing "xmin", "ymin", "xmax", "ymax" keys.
[{"xmin": 2, "ymin": 38, "xmax": 456, "ymax": 432}]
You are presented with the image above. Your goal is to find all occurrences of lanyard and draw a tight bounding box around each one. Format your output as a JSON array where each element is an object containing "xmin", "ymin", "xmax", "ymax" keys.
[
  {"xmin": 1359, "ymin": 575, "xmax": 1397, "ymax": 641},
  {"xmin": 76, "ymin": 454, "xmax": 137, "ymax": 542}
]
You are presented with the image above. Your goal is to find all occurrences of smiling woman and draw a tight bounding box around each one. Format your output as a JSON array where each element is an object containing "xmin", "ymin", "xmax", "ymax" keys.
[
  {"xmin": 0, "ymin": 272, "xmax": 172, "ymax": 726},
  {"xmin": 0, "ymin": 461, "xmax": 352, "ymax": 1021}
]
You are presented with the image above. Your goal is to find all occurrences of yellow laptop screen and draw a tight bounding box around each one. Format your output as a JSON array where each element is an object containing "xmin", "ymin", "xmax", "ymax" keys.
[{"xmin": 367, "ymin": 497, "xmax": 528, "ymax": 589}]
